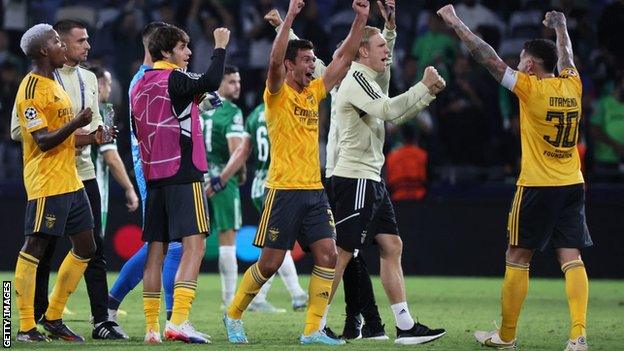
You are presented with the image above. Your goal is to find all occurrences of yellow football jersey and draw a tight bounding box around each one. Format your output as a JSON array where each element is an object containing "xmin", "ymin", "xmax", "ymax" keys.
[
  {"xmin": 510, "ymin": 67, "xmax": 584, "ymax": 186},
  {"xmin": 15, "ymin": 73, "xmax": 83, "ymax": 200},
  {"xmin": 263, "ymin": 78, "xmax": 327, "ymax": 189}
]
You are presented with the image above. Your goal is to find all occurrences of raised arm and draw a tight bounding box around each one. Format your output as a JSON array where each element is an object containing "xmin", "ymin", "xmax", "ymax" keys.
[
  {"xmin": 322, "ymin": 0, "xmax": 370, "ymax": 93},
  {"xmin": 349, "ymin": 66, "xmax": 443, "ymax": 122},
  {"xmin": 266, "ymin": 8, "xmax": 328, "ymax": 77},
  {"xmin": 376, "ymin": 0, "xmax": 396, "ymax": 95},
  {"xmin": 542, "ymin": 10, "xmax": 575, "ymax": 71},
  {"xmin": 169, "ymin": 28, "xmax": 229, "ymax": 97},
  {"xmin": 437, "ymin": 4, "xmax": 508, "ymax": 83},
  {"xmin": 267, "ymin": 0, "xmax": 305, "ymax": 94}
]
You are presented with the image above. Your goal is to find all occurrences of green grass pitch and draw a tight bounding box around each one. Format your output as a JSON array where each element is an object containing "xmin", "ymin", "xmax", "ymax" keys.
[{"xmin": 2, "ymin": 273, "xmax": 622, "ymax": 350}]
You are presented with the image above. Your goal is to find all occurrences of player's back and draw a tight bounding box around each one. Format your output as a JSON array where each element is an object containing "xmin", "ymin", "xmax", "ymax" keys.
[
  {"xmin": 506, "ymin": 67, "xmax": 584, "ymax": 186},
  {"xmin": 15, "ymin": 73, "xmax": 83, "ymax": 200}
]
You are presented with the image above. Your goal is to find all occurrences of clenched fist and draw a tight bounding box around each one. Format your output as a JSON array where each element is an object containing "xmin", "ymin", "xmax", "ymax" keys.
[
  {"xmin": 542, "ymin": 11, "xmax": 566, "ymax": 29},
  {"xmin": 421, "ymin": 66, "xmax": 446, "ymax": 95},
  {"xmin": 213, "ymin": 27, "xmax": 231, "ymax": 49},
  {"xmin": 287, "ymin": 0, "xmax": 305, "ymax": 17},
  {"xmin": 353, "ymin": 0, "xmax": 370, "ymax": 17},
  {"xmin": 264, "ymin": 9, "xmax": 283, "ymax": 28}
]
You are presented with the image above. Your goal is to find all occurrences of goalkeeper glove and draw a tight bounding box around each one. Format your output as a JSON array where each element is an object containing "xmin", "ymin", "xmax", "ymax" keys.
[{"xmin": 199, "ymin": 91, "xmax": 223, "ymax": 111}]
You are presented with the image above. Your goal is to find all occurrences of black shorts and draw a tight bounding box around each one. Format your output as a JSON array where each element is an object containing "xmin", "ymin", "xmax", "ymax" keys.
[
  {"xmin": 24, "ymin": 189, "xmax": 94, "ymax": 237},
  {"xmin": 507, "ymin": 184, "xmax": 593, "ymax": 251},
  {"xmin": 253, "ymin": 188, "xmax": 336, "ymax": 251},
  {"xmin": 143, "ymin": 182, "xmax": 210, "ymax": 242},
  {"xmin": 329, "ymin": 176, "xmax": 399, "ymax": 252}
]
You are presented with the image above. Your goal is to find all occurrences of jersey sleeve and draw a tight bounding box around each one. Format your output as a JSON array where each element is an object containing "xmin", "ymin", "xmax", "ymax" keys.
[
  {"xmin": 263, "ymin": 83, "xmax": 285, "ymax": 106},
  {"xmin": 226, "ymin": 107, "xmax": 246, "ymax": 138},
  {"xmin": 85, "ymin": 69, "xmax": 103, "ymax": 133},
  {"xmin": 559, "ymin": 67, "xmax": 582, "ymax": 94},
  {"xmin": 348, "ymin": 72, "xmax": 430, "ymax": 122},
  {"xmin": 17, "ymin": 92, "xmax": 49, "ymax": 133},
  {"xmin": 310, "ymin": 78, "xmax": 327, "ymax": 102},
  {"xmin": 501, "ymin": 67, "xmax": 534, "ymax": 102}
]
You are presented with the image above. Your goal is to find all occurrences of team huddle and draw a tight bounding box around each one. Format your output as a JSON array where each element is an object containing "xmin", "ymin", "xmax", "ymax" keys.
[{"xmin": 12, "ymin": 0, "xmax": 591, "ymax": 350}]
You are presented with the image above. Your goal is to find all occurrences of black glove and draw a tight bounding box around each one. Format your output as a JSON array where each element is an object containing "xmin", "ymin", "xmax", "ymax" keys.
[{"xmin": 210, "ymin": 176, "xmax": 226, "ymax": 193}]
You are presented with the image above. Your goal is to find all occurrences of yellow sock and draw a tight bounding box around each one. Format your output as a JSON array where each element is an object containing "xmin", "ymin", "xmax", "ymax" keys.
[
  {"xmin": 500, "ymin": 261, "xmax": 529, "ymax": 342},
  {"xmin": 143, "ymin": 291, "xmax": 161, "ymax": 333},
  {"xmin": 15, "ymin": 252, "xmax": 39, "ymax": 332},
  {"xmin": 170, "ymin": 280, "xmax": 197, "ymax": 325},
  {"xmin": 45, "ymin": 251, "xmax": 89, "ymax": 320},
  {"xmin": 562, "ymin": 260, "xmax": 588, "ymax": 340},
  {"xmin": 227, "ymin": 263, "xmax": 267, "ymax": 319},
  {"xmin": 304, "ymin": 265, "xmax": 334, "ymax": 335}
]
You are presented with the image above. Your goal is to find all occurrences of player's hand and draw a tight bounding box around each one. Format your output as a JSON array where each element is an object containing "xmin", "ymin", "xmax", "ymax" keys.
[
  {"xmin": 205, "ymin": 176, "xmax": 226, "ymax": 198},
  {"xmin": 74, "ymin": 107, "xmax": 93, "ymax": 128},
  {"xmin": 421, "ymin": 66, "xmax": 445, "ymax": 94},
  {"xmin": 542, "ymin": 11, "xmax": 566, "ymax": 29},
  {"xmin": 125, "ymin": 188, "xmax": 139, "ymax": 212},
  {"xmin": 94, "ymin": 125, "xmax": 118, "ymax": 144},
  {"xmin": 213, "ymin": 27, "xmax": 231, "ymax": 49},
  {"xmin": 377, "ymin": 0, "xmax": 395, "ymax": 30},
  {"xmin": 287, "ymin": 0, "xmax": 305, "ymax": 17},
  {"xmin": 430, "ymin": 76, "xmax": 446, "ymax": 95},
  {"xmin": 353, "ymin": 0, "xmax": 370, "ymax": 17},
  {"xmin": 436, "ymin": 4, "xmax": 459, "ymax": 26},
  {"xmin": 264, "ymin": 9, "xmax": 283, "ymax": 28}
]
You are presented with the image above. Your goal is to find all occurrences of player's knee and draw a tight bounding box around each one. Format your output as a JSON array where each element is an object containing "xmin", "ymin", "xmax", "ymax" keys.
[
  {"xmin": 21, "ymin": 236, "xmax": 48, "ymax": 259},
  {"xmin": 74, "ymin": 246, "xmax": 95, "ymax": 260},
  {"xmin": 317, "ymin": 250, "xmax": 337, "ymax": 268},
  {"xmin": 258, "ymin": 259, "xmax": 281, "ymax": 277},
  {"xmin": 380, "ymin": 236, "xmax": 402, "ymax": 258},
  {"xmin": 183, "ymin": 237, "xmax": 206, "ymax": 256}
]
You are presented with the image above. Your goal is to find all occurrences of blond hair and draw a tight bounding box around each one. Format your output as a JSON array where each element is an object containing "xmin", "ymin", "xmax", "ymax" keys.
[
  {"xmin": 360, "ymin": 26, "xmax": 381, "ymax": 47},
  {"xmin": 355, "ymin": 26, "xmax": 382, "ymax": 60}
]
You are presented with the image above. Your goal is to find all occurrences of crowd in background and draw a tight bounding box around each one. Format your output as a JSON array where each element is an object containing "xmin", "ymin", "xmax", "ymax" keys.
[{"xmin": 2, "ymin": 0, "xmax": 624, "ymax": 190}]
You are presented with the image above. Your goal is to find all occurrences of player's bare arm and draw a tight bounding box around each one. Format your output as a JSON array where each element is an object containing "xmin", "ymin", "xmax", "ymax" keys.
[
  {"xmin": 322, "ymin": 0, "xmax": 370, "ymax": 92},
  {"xmin": 206, "ymin": 136, "xmax": 251, "ymax": 197},
  {"xmin": 543, "ymin": 11, "xmax": 575, "ymax": 71},
  {"xmin": 32, "ymin": 107, "xmax": 92, "ymax": 152},
  {"xmin": 437, "ymin": 4, "xmax": 507, "ymax": 83},
  {"xmin": 267, "ymin": 0, "xmax": 305, "ymax": 93}
]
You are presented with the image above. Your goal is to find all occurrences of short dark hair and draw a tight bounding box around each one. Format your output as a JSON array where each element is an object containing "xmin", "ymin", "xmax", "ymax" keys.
[
  {"xmin": 523, "ymin": 39, "xmax": 557, "ymax": 73},
  {"xmin": 285, "ymin": 39, "xmax": 314, "ymax": 62},
  {"xmin": 224, "ymin": 64, "xmax": 239, "ymax": 75},
  {"xmin": 53, "ymin": 19, "xmax": 87, "ymax": 35},
  {"xmin": 87, "ymin": 65, "xmax": 106, "ymax": 79},
  {"xmin": 148, "ymin": 25, "xmax": 190, "ymax": 62},
  {"xmin": 142, "ymin": 21, "xmax": 169, "ymax": 41}
]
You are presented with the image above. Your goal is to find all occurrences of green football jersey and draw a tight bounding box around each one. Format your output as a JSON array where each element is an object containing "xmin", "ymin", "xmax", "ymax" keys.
[
  {"xmin": 245, "ymin": 103, "xmax": 270, "ymax": 205},
  {"xmin": 201, "ymin": 99, "xmax": 245, "ymax": 170}
]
